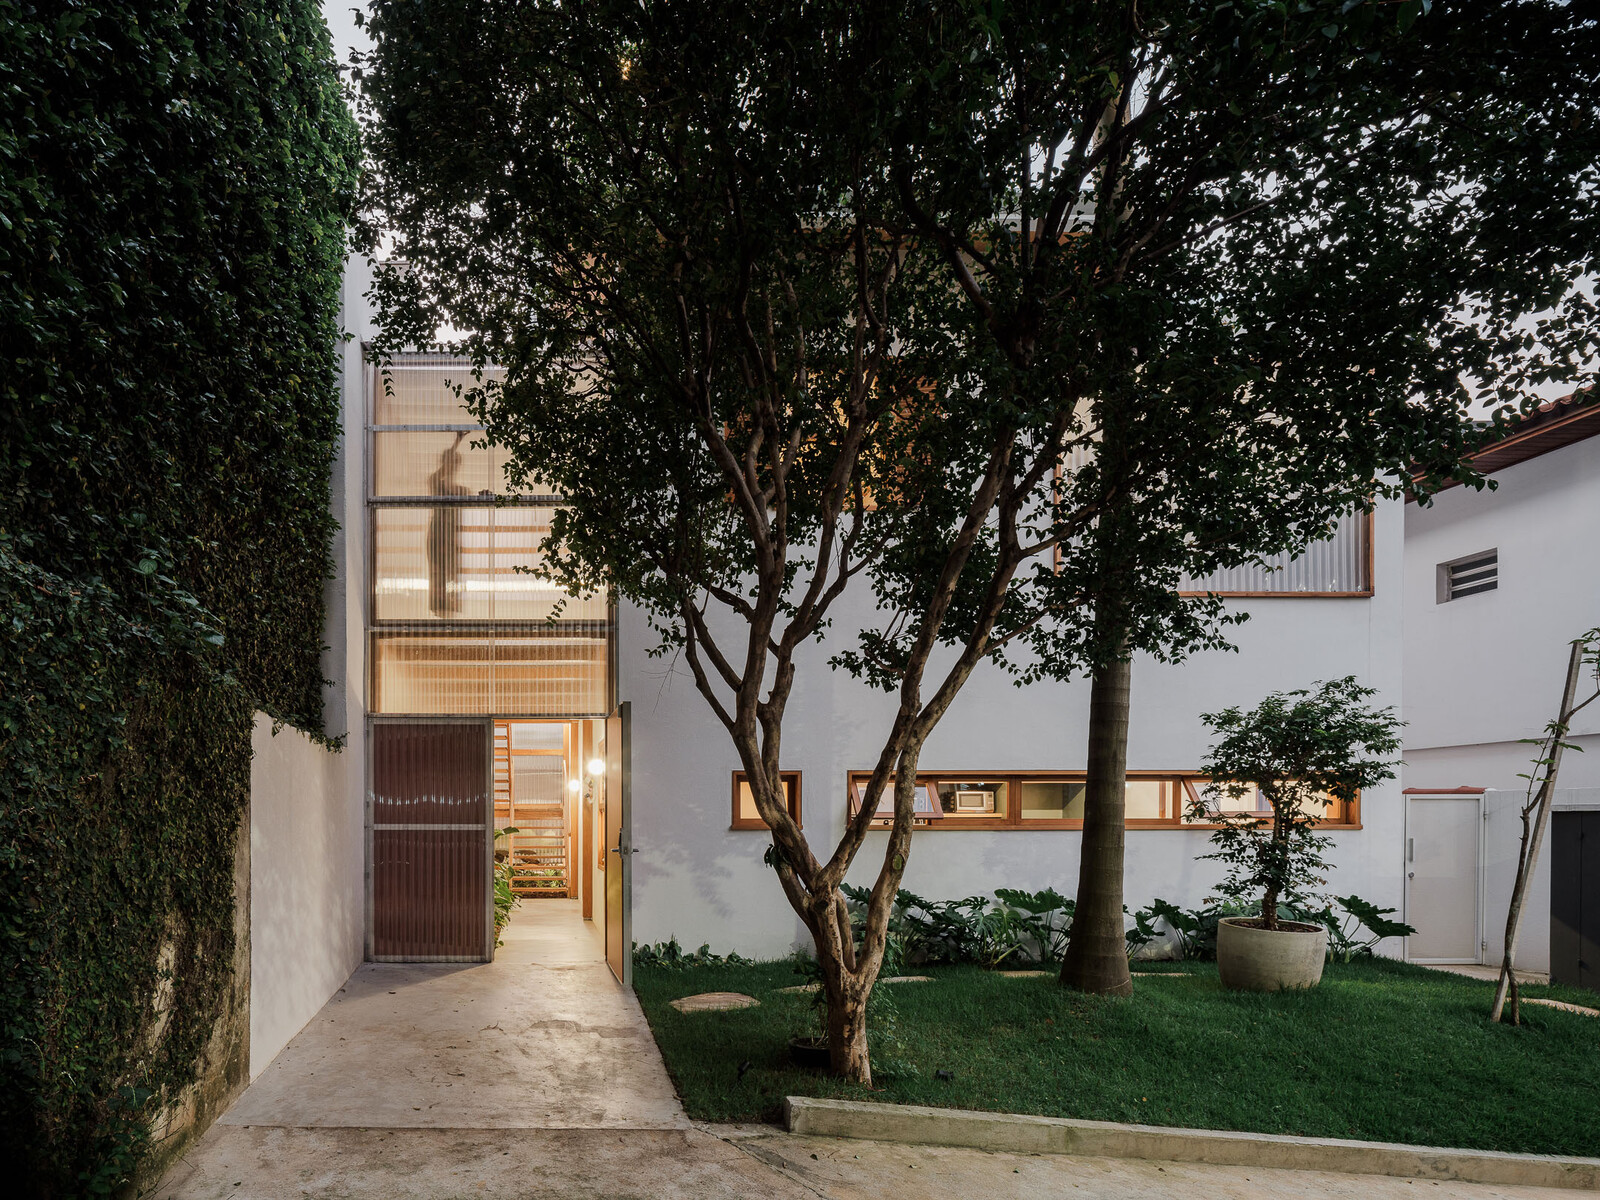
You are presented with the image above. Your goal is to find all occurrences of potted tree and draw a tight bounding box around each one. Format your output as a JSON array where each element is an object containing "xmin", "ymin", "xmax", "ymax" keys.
[{"xmin": 1192, "ymin": 677, "xmax": 1402, "ymax": 992}]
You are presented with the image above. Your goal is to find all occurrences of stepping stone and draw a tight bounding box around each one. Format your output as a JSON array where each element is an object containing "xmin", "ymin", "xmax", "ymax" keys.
[
  {"xmin": 998, "ymin": 970, "xmax": 1050, "ymax": 978},
  {"xmin": 775, "ymin": 975, "xmax": 932, "ymax": 995},
  {"xmin": 1524, "ymin": 997, "xmax": 1599, "ymax": 1017},
  {"xmin": 669, "ymin": 992, "xmax": 760, "ymax": 1013}
]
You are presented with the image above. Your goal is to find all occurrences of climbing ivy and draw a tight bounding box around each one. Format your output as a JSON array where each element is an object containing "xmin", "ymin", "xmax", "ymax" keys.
[{"xmin": 0, "ymin": 1, "xmax": 358, "ymax": 1193}]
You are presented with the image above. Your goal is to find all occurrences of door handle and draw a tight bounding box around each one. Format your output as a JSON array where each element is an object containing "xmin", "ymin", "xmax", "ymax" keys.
[
  {"xmin": 1408, "ymin": 872, "xmax": 1415, "ymax": 879},
  {"xmin": 1408, "ymin": 837, "xmax": 1414, "ymax": 862}
]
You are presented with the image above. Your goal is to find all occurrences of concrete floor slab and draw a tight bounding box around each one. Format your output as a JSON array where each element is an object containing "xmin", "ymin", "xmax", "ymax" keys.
[
  {"xmin": 217, "ymin": 902, "xmax": 685, "ymax": 1131},
  {"xmin": 160, "ymin": 902, "xmax": 1589, "ymax": 1199},
  {"xmin": 154, "ymin": 1125, "xmax": 1596, "ymax": 1200}
]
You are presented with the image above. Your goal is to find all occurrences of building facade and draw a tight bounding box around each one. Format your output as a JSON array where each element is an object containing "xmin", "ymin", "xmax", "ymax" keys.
[{"xmin": 1403, "ymin": 394, "xmax": 1600, "ymax": 978}]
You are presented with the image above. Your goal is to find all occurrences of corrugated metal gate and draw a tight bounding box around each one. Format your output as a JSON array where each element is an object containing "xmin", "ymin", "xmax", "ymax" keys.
[{"xmin": 368, "ymin": 720, "xmax": 494, "ymax": 961}]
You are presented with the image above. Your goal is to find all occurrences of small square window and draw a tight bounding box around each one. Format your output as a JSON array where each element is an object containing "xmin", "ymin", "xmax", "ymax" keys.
[
  {"xmin": 1437, "ymin": 549, "xmax": 1497, "ymax": 603},
  {"xmin": 731, "ymin": 771, "xmax": 801, "ymax": 830}
]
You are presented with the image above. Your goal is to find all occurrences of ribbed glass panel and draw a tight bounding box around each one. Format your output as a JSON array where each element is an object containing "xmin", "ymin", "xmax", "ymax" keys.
[
  {"xmin": 372, "ymin": 431, "xmax": 547, "ymax": 498},
  {"xmin": 1180, "ymin": 511, "xmax": 1370, "ymax": 595},
  {"xmin": 370, "ymin": 722, "xmax": 490, "ymax": 960},
  {"xmin": 372, "ymin": 506, "xmax": 607, "ymax": 624},
  {"xmin": 373, "ymin": 359, "xmax": 505, "ymax": 426},
  {"xmin": 371, "ymin": 626, "xmax": 609, "ymax": 716}
]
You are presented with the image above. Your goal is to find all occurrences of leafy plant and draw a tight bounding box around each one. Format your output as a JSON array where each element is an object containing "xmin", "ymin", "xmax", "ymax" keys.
[
  {"xmin": 1298, "ymin": 895, "xmax": 1417, "ymax": 964},
  {"xmin": 993, "ymin": 888, "xmax": 1075, "ymax": 964},
  {"xmin": 631, "ymin": 937, "xmax": 752, "ymax": 971},
  {"xmin": 1124, "ymin": 905, "xmax": 1163, "ymax": 958},
  {"xmin": 1194, "ymin": 678, "xmax": 1402, "ymax": 931},
  {"xmin": 492, "ymin": 828, "xmax": 521, "ymax": 946},
  {"xmin": 843, "ymin": 884, "xmax": 1079, "ymax": 968}
]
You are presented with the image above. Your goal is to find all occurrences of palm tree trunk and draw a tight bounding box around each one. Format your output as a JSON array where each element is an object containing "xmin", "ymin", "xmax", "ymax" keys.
[{"xmin": 1059, "ymin": 651, "xmax": 1134, "ymax": 996}]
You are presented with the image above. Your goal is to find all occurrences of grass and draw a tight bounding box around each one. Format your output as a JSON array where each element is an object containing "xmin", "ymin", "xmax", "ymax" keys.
[{"xmin": 633, "ymin": 956, "xmax": 1600, "ymax": 1157}]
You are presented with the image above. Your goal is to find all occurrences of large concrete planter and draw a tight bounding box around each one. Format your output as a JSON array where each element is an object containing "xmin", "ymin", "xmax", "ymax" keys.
[{"xmin": 1216, "ymin": 917, "xmax": 1327, "ymax": 992}]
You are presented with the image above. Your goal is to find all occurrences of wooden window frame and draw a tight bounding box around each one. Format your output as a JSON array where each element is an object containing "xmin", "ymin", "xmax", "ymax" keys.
[
  {"xmin": 846, "ymin": 770, "xmax": 1361, "ymax": 831},
  {"xmin": 731, "ymin": 770, "xmax": 802, "ymax": 831}
]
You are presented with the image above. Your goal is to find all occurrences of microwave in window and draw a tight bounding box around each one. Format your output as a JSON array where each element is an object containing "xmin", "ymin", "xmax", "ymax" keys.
[{"xmin": 953, "ymin": 788, "xmax": 996, "ymax": 814}]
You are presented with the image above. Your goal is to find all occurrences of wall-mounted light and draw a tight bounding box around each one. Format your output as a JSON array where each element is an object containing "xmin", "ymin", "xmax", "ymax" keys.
[
  {"xmin": 566, "ymin": 777, "xmax": 582, "ymax": 793},
  {"xmin": 587, "ymin": 757, "xmax": 606, "ymax": 777}
]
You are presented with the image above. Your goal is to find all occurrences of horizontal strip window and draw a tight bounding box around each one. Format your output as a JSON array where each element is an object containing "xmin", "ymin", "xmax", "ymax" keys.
[
  {"xmin": 1438, "ymin": 549, "xmax": 1498, "ymax": 603},
  {"xmin": 731, "ymin": 771, "xmax": 802, "ymax": 830},
  {"xmin": 846, "ymin": 772, "xmax": 1360, "ymax": 830}
]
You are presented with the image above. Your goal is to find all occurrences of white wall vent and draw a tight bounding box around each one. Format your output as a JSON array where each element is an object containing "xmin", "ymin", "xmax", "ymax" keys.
[{"xmin": 1438, "ymin": 549, "xmax": 1498, "ymax": 603}]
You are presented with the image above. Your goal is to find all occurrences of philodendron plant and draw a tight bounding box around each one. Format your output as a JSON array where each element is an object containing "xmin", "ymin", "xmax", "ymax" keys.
[{"xmin": 1192, "ymin": 677, "xmax": 1403, "ymax": 931}]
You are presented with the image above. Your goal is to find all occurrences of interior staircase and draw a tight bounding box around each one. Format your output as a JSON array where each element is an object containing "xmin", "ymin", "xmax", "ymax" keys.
[{"xmin": 494, "ymin": 720, "xmax": 570, "ymax": 898}]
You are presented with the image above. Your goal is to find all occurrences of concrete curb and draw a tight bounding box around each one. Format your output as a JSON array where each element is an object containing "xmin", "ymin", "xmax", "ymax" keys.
[{"xmin": 783, "ymin": 1097, "xmax": 1600, "ymax": 1190}]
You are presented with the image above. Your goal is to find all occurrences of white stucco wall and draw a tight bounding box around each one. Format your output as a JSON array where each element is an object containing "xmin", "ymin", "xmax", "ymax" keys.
[
  {"xmin": 1400, "ymin": 429, "xmax": 1600, "ymax": 975},
  {"xmin": 1402, "ymin": 433, "xmax": 1600, "ymax": 775},
  {"xmin": 625, "ymin": 500, "xmax": 1407, "ymax": 960},
  {"xmin": 247, "ymin": 253, "xmax": 373, "ymax": 1077},
  {"xmin": 249, "ymin": 716, "xmax": 363, "ymax": 1076}
]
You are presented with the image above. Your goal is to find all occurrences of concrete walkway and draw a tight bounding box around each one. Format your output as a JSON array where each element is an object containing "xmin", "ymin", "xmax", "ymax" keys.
[
  {"xmin": 155, "ymin": 905, "xmax": 1590, "ymax": 1199},
  {"xmin": 157, "ymin": 902, "xmax": 815, "ymax": 1198}
]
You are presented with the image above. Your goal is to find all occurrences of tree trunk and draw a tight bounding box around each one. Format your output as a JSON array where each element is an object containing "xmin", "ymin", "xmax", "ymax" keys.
[
  {"xmin": 1060, "ymin": 651, "xmax": 1134, "ymax": 996},
  {"xmin": 824, "ymin": 978, "xmax": 871, "ymax": 1083},
  {"xmin": 1490, "ymin": 640, "xmax": 1584, "ymax": 1023}
]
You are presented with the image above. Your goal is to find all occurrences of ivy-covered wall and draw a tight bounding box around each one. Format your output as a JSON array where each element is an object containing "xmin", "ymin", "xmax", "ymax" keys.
[{"xmin": 0, "ymin": 1, "xmax": 358, "ymax": 1193}]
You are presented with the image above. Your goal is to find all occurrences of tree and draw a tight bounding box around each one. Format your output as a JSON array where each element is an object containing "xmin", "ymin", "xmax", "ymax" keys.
[
  {"xmin": 873, "ymin": 0, "xmax": 1600, "ymax": 993},
  {"xmin": 1193, "ymin": 678, "xmax": 1402, "ymax": 930},
  {"xmin": 1491, "ymin": 631, "xmax": 1600, "ymax": 1025},
  {"xmin": 357, "ymin": 0, "xmax": 1097, "ymax": 1082}
]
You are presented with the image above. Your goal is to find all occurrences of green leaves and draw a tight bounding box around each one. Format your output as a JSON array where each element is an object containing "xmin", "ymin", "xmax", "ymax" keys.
[
  {"xmin": 1, "ymin": 0, "xmax": 356, "ymax": 1188},
  {"xmin": 1196, "ymin": 677, "xmax": 1403, "ymax": 924}
]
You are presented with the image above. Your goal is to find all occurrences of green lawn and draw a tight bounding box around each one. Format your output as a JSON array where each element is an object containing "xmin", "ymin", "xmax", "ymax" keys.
[{"xmin": 633, "ymin": 957, "xmax": 1600, "ymax": 1157}]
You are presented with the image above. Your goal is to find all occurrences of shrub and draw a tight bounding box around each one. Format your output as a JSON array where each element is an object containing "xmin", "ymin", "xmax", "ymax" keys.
[{"xmin": 1193, "ymin": 678, "xmax": 1402, "ymax": 930}]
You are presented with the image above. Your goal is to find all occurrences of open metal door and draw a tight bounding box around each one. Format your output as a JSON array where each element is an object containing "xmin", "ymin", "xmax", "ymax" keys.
[
  {"xmin": 604, "ymin": 702, "xmax": 632, "ymax": 986},
  {"xmin": 368, "ymin": 719, "xmax": 495, "ymax": 962}
]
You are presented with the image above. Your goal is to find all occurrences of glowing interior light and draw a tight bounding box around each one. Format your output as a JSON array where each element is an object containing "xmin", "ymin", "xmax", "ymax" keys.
[
  {"xmin": 587, "ymin": 757, "xmax": 606, "ymax": 777},
  {"xmin": 566, "ymin": 777, "xmax": 581, "ymax": 793}
]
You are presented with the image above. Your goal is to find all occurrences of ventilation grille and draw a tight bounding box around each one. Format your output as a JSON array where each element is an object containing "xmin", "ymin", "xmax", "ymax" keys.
[{"xmin": 1445, "ymin": 550, "xmax": 1498, "ymax": 601}]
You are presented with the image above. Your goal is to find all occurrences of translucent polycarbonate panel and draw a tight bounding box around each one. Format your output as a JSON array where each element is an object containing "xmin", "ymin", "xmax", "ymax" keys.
[
  {"xmin": 1180, "ymin": 511, "xmax": 1370, "ymax": 594},
  {"xmin": 372, "ymin": 507, "xmax": 608, "ymax": 624},
  {"xmin": 373, "ymin": 430, "xmax": 498, "ymax": 498},
  {"xmin": 371, "ymin": 627, "xmax": 609, "ymax": 715},
  {"xmin": 372, "ymin": 431, "xmax": 549, "ymax": 498},
  {"xmin": 509, "ymin": 721, "xmax": 566, "ymax": 751},
  {"xmin": 373, "ymin": 360, "xmax": 505, "ymax": 426},
  {"xmin": 494, "ymin": 631, "xmax": 610, "ymax": 715},
  {"xmin": 373, "ymin": 506, "xmax": 494, "ymax": 621},
  {"xmin": 513, "ymin": 757, "xmax": 565, "ymax": 805},
  {"xmin": 370, "ymin": 721, "xmax": 491, "ymax": 960}
]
